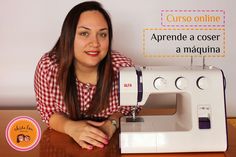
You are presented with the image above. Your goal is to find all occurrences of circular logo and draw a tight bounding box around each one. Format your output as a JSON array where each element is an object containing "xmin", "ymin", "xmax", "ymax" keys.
[{"xmin": 5, "ymin": 116, "xmax": 41, "ymax": 151}]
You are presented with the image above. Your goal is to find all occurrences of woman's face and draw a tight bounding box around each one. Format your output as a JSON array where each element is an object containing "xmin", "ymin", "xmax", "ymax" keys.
[
  {"xmin": 18, "ymin": 135, "xmax": 24, "ymax": 142},
  {"xmin": 24, "ymin": 135, "xmax": 30, "ymax": 142},
  {"xmin": 74, "ymin": 10, "xmax": 109, "ymax": 70}
]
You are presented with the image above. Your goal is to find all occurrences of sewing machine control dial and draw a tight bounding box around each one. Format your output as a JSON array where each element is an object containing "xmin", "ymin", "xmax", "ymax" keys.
[
  {"xmin": 197, "ymin": 76, "xmax": 209, "ymax": 90},
  {"xmin": 153, "ymin": 77, "xmax": 167, "ymax": 90},
  {"xmin": 175, "ymin": 77, "xmax": 188, "ymax": 90}
]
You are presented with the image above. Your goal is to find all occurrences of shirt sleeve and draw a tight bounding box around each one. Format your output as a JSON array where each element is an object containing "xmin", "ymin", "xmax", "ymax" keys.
[
  {"xmin": 111, "ymin": 51, "xmax": 134, "ymax": 71},
  {"xmin": 34, "ymin": 53, "xmax": 59, "ymax": 125}
]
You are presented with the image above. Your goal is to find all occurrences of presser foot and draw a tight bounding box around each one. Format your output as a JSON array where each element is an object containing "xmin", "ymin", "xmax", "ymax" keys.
[{"xmin": 126, "ymin": 117, "xmax": 144, "ymax": 122}]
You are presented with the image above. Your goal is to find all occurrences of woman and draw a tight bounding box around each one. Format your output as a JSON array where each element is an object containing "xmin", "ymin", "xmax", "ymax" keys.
[{"xmin": 34, "ymin": 1, "xmax": 134, "ymax": 150}]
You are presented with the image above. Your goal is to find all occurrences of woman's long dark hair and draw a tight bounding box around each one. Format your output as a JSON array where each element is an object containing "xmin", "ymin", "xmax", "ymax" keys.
[{"xmin": 49, "ymin": 1, "xmax": 114, "ymax": 120}]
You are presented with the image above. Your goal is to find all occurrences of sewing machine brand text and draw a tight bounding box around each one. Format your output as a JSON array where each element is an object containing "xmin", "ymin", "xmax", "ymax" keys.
[{"xmin": 124, "ymin": 83, "xmax": 132, "ymax": 87}]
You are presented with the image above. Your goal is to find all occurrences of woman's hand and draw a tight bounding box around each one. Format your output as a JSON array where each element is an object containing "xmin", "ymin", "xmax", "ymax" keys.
[
  {"xmin": 49, "ymin": 112, "xmax": 121, "ymax": 150},
  {"xmin": 64, "ymin": 120, "xmax": 109, "ymax": 150},
  {"xmin": 98, "ymin": 120, "xmax": 117, "ymax": 140}
]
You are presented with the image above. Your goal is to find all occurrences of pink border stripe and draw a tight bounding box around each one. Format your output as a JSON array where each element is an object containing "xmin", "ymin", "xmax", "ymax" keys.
[{"xmin": 5, "ymin": 116, "xmax": 41, "ymax": 152}]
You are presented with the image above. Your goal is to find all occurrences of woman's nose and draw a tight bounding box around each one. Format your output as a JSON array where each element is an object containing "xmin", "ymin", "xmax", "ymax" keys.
[{"xmin": 90, "ymin": 35, "xmax": 100, "ymax": 47}]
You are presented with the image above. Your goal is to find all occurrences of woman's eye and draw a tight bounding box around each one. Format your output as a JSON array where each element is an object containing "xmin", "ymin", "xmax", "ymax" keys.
[
  {"xmin": 99, "ymin": 32, "xmax": 108, "ymax": 38},
  {"xmin": 79, "ymin": 32, "xmax": 89, "ymax": 37}
]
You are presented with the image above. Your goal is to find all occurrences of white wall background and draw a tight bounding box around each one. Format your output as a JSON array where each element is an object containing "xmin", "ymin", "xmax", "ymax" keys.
[{"xmin": 0, "ymin": 0, "xmax": 235, "ymax": 116}]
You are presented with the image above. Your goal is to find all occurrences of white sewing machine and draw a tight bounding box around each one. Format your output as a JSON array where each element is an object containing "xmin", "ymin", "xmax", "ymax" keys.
[{"xmin": 119, "ymin": 66, "xmax": 227, "ymax": 153}]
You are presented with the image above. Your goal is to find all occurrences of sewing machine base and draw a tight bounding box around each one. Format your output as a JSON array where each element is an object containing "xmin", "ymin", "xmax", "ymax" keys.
[{"xmin": 120, "ymin": 115, "xmax": 227, "ymax": 153}]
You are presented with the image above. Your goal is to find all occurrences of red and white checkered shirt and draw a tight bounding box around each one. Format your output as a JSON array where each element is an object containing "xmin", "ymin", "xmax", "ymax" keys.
[{"xmin": 34, "ymin": 51, "xmax": 134, "ymax": 124}]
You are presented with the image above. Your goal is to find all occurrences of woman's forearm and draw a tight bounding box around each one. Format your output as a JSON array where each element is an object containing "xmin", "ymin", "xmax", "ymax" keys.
[
  {"xmin": 49, "ymin": 112, "xmax": 73, "ymax": 134},
  {"xmin": 49, "ymin": 112, "xmax": 108, "ymax": 149}
]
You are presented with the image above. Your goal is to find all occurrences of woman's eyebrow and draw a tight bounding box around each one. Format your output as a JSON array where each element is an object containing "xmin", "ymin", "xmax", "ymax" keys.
[
  {"xmin": 77, "ymin": 26, "xmax": 90, "ymax": 30},
  {"xmin": 100, "ymin": 28, "xmax": 108, "ymax": 31},
  {"xmin": 77, "ymin": 26, "xmax": 108, "ymax": 31}
]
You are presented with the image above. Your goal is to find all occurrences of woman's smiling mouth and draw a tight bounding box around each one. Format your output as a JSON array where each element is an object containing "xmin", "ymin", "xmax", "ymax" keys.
[{"xmin": 85, "ymin": 50, "xmax": 100, "ymax": 56}]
